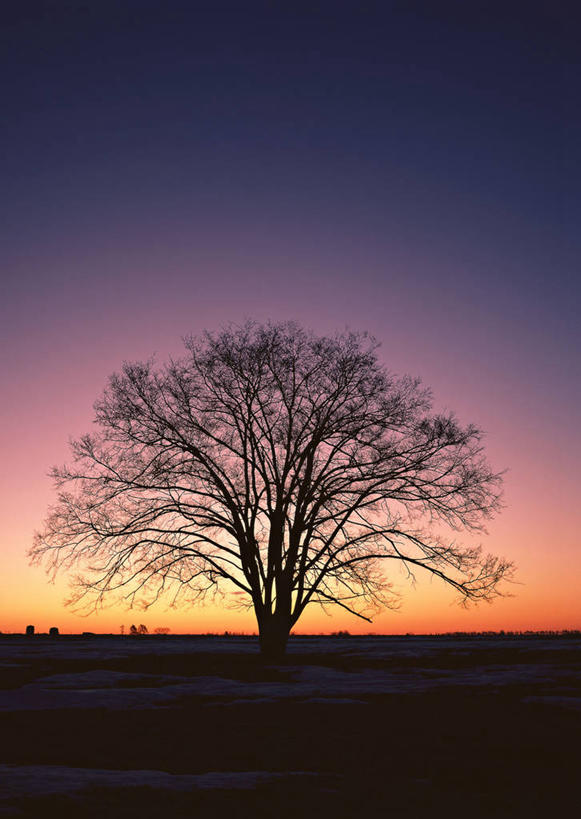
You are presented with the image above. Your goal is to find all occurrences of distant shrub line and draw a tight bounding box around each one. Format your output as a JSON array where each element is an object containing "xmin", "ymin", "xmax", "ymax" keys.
[{"xmin": 2, "ymin": 629, "xmax": 580, "ymax": 639}]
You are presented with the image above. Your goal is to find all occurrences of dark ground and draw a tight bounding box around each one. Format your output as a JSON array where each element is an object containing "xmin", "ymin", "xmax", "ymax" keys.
[{"xmin": 0, "ymin": 635, "xmax": 579, "ymax": 818}]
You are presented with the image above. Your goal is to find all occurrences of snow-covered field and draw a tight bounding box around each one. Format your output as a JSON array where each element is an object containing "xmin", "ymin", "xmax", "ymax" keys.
[
  {"xmin": 3, "ymin": 633, "xmax": 581, "ymax": 660},
  {"xmin": 1, "ymin": 635, "xmax": 580, "ymax": 817},
  {"xmin": 1, "ymin": 653, "xmax": 581, "ymax": 711},
  {"xmin": 1, "ymin": 635, "xmax": 580, "ymax": 711}
]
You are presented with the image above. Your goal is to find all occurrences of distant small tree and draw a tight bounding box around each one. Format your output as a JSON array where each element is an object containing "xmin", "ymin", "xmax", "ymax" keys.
[
  {"xmin": 129, "ymin": 624, "xmax": 138, "ymax": 635},
  {"xmin": 32, "ymin": 321, "xmax": 512, "ymax": 659}
]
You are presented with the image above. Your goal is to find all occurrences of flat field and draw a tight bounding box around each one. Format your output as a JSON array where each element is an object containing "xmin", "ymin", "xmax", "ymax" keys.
[{"xmin": 0, "ymin": 634, "xmax": 580, "ymax": 818}]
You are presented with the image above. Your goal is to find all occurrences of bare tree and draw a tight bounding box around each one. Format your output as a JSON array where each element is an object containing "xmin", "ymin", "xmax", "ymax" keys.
[{"xmin": 32, "ymin": 322, "xmax": 512, "ymax": 658}]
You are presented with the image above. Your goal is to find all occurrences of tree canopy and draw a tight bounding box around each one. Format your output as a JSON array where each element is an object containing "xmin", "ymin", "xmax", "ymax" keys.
[{"xmin": 32, "ymin": 322, "xmax": 512, "ymax": 657}]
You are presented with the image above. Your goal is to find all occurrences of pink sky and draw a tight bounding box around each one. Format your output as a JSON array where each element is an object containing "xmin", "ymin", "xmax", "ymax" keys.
[{"xmin": 1, "ymin": 246, "xmax": 579, "ymax": 634}]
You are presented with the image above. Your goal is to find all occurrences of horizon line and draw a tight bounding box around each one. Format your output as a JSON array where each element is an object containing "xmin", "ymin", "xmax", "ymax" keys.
[{"xmin": 2, "ymin": 629, "xmax": 580, "ymax": 638}]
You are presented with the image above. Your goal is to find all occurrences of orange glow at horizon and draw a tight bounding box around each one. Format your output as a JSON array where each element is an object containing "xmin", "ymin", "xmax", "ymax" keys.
[
  {"xmin": 2, "ymin": 487, "xmax": 579, "ymax": 636},
  {"xmin": 1, "ymin": 348, "xmax": 580, "ymax": 638},
  {"xmin": 2, "ymin": 265, "xmax": 580, "ymax": 639}
]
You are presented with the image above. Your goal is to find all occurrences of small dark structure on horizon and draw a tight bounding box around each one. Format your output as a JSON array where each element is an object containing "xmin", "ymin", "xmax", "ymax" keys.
[
  {"xmin": 25, "ymin": 625, "xmax": 34, "ymax": 637},
  {"xmin": 49, "ymin": 627, "xmax": 59, "ymax": 637}
]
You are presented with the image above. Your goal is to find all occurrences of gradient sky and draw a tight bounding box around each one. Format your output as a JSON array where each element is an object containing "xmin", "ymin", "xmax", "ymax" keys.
[{"xmin": 1, "ymin": 1, "xmax": 579, "ymax": 634}]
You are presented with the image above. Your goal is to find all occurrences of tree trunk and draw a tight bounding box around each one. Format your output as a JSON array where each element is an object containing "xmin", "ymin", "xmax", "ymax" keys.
[{"xmin": 258, "ymin": 613, "xmax": 291, "ymax": 660}]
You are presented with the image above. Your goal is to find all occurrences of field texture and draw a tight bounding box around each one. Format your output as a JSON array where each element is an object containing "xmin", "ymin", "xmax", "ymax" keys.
[{"xmin": 0, "ymin": 635, "xmax": 580, "ymax": 817}]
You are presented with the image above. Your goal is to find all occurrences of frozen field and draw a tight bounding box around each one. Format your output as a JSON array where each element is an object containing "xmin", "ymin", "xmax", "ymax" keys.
[
  {"xmin": 1, "ymin": 634, "xmax": 581, "ymax": 711},
  {"xmin": 1, "ymin": 635, "xmax": 580, "ymax": 817}
]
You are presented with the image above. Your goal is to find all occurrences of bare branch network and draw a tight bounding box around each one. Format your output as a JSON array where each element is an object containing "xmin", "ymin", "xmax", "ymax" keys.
[{"xmin": 32, "ymin": 321, "xmax": 512, "ymax": 657}]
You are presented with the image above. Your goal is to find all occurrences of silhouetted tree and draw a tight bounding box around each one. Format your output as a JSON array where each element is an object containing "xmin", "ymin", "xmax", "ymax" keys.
[{"xmin": 32, "ymin": 322, "xmax": 512, "ymax": 658}]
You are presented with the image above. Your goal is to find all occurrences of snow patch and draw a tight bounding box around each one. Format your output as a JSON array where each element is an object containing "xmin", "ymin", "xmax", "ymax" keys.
[
  {"xmin": 0, "ymin": 661, "xmax": 579, "ymax": 711},
  {"xmin": 0, "ymin": 764, "xmax": 317, "ymax": 798},
  {"xmin": 523, "ymin": 695, "xmax": 581, "ymax": 711},
  {"xmin": 36, "ymin": 670, "xmax": 186, "ymax": 688}
]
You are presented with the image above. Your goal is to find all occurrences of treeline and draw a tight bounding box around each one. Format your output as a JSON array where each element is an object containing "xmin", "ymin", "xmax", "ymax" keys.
[
  {"xmin": 2, "ymin": 629, "xmax": 580, "ymax": 639},
  {"xmin": 385, "ymin": 630, "xmax": 581, "ymax": 640}
]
